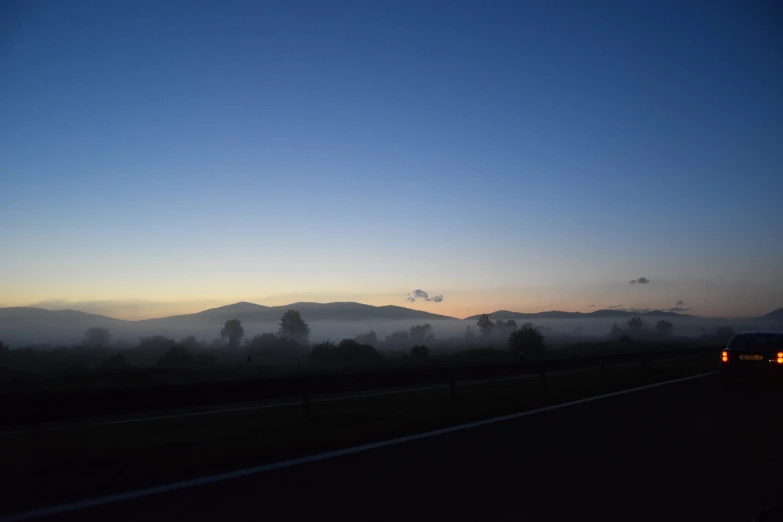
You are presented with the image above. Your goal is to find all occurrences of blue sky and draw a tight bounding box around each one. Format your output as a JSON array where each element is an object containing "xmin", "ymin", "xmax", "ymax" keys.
[{"xmin": 1, "ymin": 0, "xmax": 781, "ymax": 319}]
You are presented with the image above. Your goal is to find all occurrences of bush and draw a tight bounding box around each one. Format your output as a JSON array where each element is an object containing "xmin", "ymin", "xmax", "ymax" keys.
[
  {"xmin": 335, "ymin": 339, "xmax": 383, "ymax": 365},
  {"xmin": 101, "ymin": 353, "xmax": 131, "ymax": 371},
  {"xmin": 508, "ymin": 323, "xmax": 545, "ymax": 358},
  {"xmin": 139, "ymin": 336, "xmax": 177, "ymax": 351},
  {"xmin": 627, "ymin": 316, "xmax": 645, "ymax": 330},
  {"xmin": 409, "ymin": 324, "xmax": 434, "ymax": 343},
  {"xmin": 180, "ymin": 336, "xmax": 203, "ymax": 350},
  {"xmin": 385, "ymin": 331, "xmax": 410, "ymax": 347},
  {"xmin": 157, "ymin": 346, "xmax": 194, "ymax": 369},
  {"xmin": 310, "ymin": 341, "xmax": 336, "ymax": 364},
  {"xmin": 193, "ymin": 351, "xmax": 218, "ymax": 368},
  {"xmin": 310, "ymin": 339, "xmax": 383, "ymax": 366},
  {"xmin": 354, "ymin": 331, "xmax": 378, "ymax": 346},
  {"xmin": 249, "ymin": 333, "xmax": 301, "ymax": 352},
  {"xmin": 409, "ymin": 345, "xmax": 430, "ymax": 360},
  {"xmin": 655, "ymin": 320, "xmax": 675, "ymax": 336},
  {"xmin": 248, "ymin": 333, "xmax": 302, "ymax": 365}
]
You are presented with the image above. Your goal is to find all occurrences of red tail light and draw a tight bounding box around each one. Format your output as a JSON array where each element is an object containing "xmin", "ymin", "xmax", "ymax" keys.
[{"xmin": 722, "ymin": 351, "xmax": 728, "ymax": 362}]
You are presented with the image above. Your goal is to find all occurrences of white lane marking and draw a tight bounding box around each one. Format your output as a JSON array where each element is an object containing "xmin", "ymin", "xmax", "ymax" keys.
[
  {"xmin": 0, "ymin": 371, "xmax": 717, "ymax": 522},
  {"xmin": 0, "ymin": 374, "xmax": 538, "ymax": 436}
]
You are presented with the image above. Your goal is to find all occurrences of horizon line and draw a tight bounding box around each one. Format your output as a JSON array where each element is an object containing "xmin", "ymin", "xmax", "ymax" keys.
[{"xmin": 1, "ymin": 300, "xmax": 774, "ymax": 322}]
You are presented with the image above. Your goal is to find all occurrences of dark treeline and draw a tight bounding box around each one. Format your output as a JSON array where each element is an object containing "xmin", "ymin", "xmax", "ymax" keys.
[{"xmin": 0, "ymin": 311, "xmax": 737, "ymax": 386}]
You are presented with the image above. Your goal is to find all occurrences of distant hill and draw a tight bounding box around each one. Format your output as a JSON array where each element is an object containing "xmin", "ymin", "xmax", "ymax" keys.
[
  {"xmin": 0, "ymin": 307, "xmax": 125, "ymax": 346},
  {"xmin": 463, "ymin": 309, "xmax": 693, "ymax": 321},
  {"xmin": 136, "ymin": 301, "xmax": 456, "ymax": 326},
  {"xmin": 3, "ymin": 302, "xmax": 778, "ymax": 347},
  {"xmin": 0, "ymin": 302, "xmax": 458, "ymax": 346},
  {"xmin": 0, "ymin": 307, "xmax": 123, "ymax": 327},
  {"xmin": 763, "ymin": 308, "xmax": 783, "ymax": 320}
]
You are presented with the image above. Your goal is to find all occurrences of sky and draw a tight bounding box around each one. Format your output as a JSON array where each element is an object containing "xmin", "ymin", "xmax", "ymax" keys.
[{"xmin": 1, "ymin": 0, "xmax": 782, "ymax": 320}]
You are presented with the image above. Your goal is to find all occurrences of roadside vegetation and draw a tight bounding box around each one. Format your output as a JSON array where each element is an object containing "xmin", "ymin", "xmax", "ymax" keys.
[{"xmin": 0, "ymin": 311, "xmax": 734, "ymax": 393}]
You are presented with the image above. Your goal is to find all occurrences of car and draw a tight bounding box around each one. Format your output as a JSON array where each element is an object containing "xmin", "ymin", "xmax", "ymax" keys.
[{"xmin": 720, "ymin": 332, "xmax": 783, "ymax": 387}]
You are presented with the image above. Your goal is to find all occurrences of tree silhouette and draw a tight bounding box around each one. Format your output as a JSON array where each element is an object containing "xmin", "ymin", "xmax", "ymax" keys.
[
  {"xmin": 158, "ymin": 346, "xmax": 194, "ymax": 369},
  {"xmin": 508, "ymin": 323, "xmax": 545, "ymax": 358},
  {"xmin": 139, "ymin": 335, "xmax": 176, "ymax": 351},
  {"xmin": 463, "ymin": 326, "xmax": 475, "ymax": 339},
  {"xmin": 248, "ymin": 333, "xmax": 300, "ymax": 354},
  {"xmin": 477, "ymin": 314, "xmax": 495, "ymax": 336},
  {"xmin": 609, "ymin": 323, "xmax": 624, "ymax": 338},
  {"xmin": 101, "ymin": 352, "xmax": 130, "ymax": 371},
  {"xmin": 278, "ymin": 310, "xmax": 310, "ymax": 343},
  {"xmin": 495, "ymin": 319, "xmax": 517, "ymax": 338},
  {"xmin": 249, "ymin": 332, "xmax": 278, "ymax": 349},
  {"xmin": 180, "ymin": 335, "xmax": 201, "ymax": 350},
  {"xmin": 655, "ymin": 320, "xmax": 674, "ymax": 336},
  {"xmin": 627, "ymin": 316, "xmax": 644, "ymax": 330},
  {"xmin": 355, "ymin": 331, "xmax": 378, "ymax": 346},
  {"xmin": 409, "ymin": 324, "xmax": 433, "ymax": 343},
  {"xmin": 310, "ymin": 340, "xmax": 335, "ymax": 363},
  {"xmin": 311, "ymin": 339, "xmax": 382, "ymax": 365},
  {"xmin": 83, "ymin": 327, "xmax": 111, "ymax": 348},
  {"xmin": 220, "ymin": 319, "xmax": 245, "ymax": 348},
  {"xmin": 410, "ymin": 345, "xmax": 430, "ymax": 360},
  {"xmin": 385, "ymin": 330, "xmax": 410, "ymax": 345}
]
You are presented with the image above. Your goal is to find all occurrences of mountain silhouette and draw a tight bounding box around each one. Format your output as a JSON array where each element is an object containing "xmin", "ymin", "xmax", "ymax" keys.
[
  {"xmin": 135, "ymin": 301, "xmax": 456, "ymax": 326},
  {"xmin": 2, "ymin": 302, "xmax": 780, "ymax": 347},
  {"xmin": 0, "ymin": 302, "xmax": 458, "ymax": 346},
  {"xmin": 463, "ymin": 309, "xmax": 694, "ymax": 321},
  {"xmin": 763, "ymin": 308, "xmax": 783, "ymax": 320},
  {"xmin": 0, "ymin": 307, "xmax": 124, "ymax": 346}
]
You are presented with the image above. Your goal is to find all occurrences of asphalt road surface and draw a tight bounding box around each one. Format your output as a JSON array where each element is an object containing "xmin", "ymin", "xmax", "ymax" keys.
[{"xmin": 7, "ymin": 373, "xmax": 783, "ymax": 522}]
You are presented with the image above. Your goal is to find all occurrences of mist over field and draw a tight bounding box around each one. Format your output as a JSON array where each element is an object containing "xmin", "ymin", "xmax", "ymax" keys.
[
  {"xmin": 91, "ymin": 317, "xmax": 781, "ymax": 347},
  {"xmin": 1, "ymin": 302, "xmax": 781, "ymax": 349}
]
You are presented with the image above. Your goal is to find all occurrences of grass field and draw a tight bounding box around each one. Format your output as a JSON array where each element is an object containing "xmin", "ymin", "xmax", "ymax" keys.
[{"xmin": 0, "ymin": 354, "xmax": 718, "ymax": 516}]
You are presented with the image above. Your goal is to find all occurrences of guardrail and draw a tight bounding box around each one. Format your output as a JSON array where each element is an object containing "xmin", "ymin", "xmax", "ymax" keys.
[{"xmin": 0, "ymin": 346, "xmax": 721, "ymax": 426}]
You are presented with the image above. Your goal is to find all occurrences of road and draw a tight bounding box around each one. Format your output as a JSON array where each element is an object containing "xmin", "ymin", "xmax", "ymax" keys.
[{"xmin": 6, "ymin": 373, "xmax": 783, "ymax": 522}]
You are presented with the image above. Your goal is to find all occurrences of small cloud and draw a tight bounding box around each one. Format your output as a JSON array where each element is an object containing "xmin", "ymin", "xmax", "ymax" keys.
[
  {"xmin": 589, "ymin": 304, "xmax": 596, "ymax": 308},
  {"xmin": 629, "ymin": 277, "xmax": 650, "ymax": 285},
  {"xmin": 668, "ymin": 307, "xmax": 691, "ymax": 313},
  {"xmin": 608, "ymin": 304, "xmax": 624, "ymax": 309},
  {"xmin": 676, "ymin": 300, "xmax": 685, "ymax": 306},
  {"xmin": 405, "ymin": 289, "xmax": 443, "ymax": 303},
  {"xmin": 406, "ymin": 289, "xmax": 428, "ymax": 302}
]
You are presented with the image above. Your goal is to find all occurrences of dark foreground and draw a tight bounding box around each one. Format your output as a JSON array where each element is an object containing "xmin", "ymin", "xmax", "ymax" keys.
[{"xmin": 7, "ymin": 373, "xmax": 783, "ymax": 522}]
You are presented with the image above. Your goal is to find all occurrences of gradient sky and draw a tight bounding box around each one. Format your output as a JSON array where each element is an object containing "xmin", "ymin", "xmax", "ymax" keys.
[{"xmin": 1, "ymin": 0, "xmax": 782, "ymax": 320}]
